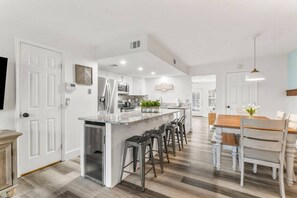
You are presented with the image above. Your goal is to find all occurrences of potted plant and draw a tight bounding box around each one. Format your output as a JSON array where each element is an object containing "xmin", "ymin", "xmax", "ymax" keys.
[{"xmin": 141, "ymin": 100, "xmax": 160, "ymax": 113}]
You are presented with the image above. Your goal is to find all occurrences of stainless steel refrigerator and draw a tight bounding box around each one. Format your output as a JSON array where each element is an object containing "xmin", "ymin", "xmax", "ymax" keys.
[{"xmin": 98, "ymin": 76, "xmax": 117, "ymax": 113}]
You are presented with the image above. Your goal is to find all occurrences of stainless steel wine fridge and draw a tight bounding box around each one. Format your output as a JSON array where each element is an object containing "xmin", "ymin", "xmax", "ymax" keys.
[{"xmin": 84, "ymin": 121, "xmax": 105, "ymax": 185}]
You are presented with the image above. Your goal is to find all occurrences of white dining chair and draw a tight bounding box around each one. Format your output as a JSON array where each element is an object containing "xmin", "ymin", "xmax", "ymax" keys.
[
  {"xmin": 288, "ymin": 114, "xmax": 297, "ymax": 182},
  {"xmin": 288, "ymin": 114, "xmax": 297, "ymax": 130},
  {"xmin": 276, "ymin": 111, "xmax": 287, "ymax": 120},
  {"xmin": 253, "ymin": 111, "xmax": 287, "ymax": 179},
  {"xmin": 239, "ymin": 118, "xmax": 288, "ymax": 198}
]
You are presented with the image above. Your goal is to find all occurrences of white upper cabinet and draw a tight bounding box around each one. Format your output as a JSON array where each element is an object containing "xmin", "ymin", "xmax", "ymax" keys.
[{"xmin": 131, "ymin": 77, "xmax": 146, "ymax": 95}]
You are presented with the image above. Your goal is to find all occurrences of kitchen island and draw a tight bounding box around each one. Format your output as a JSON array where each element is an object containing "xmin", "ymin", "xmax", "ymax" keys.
[{"xmin": 79, "ymin": 109, "xmax": 180, "ymax": 188}]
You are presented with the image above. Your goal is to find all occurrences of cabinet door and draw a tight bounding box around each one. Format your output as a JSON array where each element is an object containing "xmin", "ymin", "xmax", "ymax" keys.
[
  {"xmin": 132, "ymin": 77, "xmax": 146, "ymax": 95},
  {"xmin": 132, "ymin": 78, "xmax": 141, "ymax": 95},
  {"xmin": 0, "ymin": 143, "xmax": 12, "ymax": 191}
]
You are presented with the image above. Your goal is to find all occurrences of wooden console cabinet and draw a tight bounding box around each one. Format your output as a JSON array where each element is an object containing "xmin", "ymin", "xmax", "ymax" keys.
[{"xmin": 0, "ymin": 130, "xmax": 22, "ymax": 198}]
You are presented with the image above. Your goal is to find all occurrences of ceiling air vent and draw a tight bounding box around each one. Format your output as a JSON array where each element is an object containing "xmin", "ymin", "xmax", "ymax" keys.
[
  {"xmin": 130, "ymin": 40, "xmax": 141, "ymax": 49},
  {"xmin": 109, "ymin": 64, "xmax": 118, "ymax": 67}
]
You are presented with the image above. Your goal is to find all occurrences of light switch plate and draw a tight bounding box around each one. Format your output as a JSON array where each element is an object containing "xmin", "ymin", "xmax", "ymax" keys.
[{"xmin": 88, "ymin": 89, "xmax": 92, "ymax": 94}]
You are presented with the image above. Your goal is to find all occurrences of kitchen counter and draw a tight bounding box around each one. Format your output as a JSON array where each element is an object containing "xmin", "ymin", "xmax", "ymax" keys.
[
  {"xmin": 78, "ymin": 109, "xmax": 179, "ymax": 125},
  {"xmin": 79, "ymin": 108, "xmax": 180, "ymax": 188},
  {"xmin": 166, "ymin": 106, "xmax": 190, "ymax": 110}
]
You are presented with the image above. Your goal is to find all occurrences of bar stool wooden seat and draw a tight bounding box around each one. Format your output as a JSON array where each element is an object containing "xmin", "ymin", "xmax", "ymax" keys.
[
  {"xmin": 120, "ymin": 130, "xmax": 157, "ymax": 191},
  {"xmin": 211, "ymin": 133, "xmax": 239, "ymax": 171}
]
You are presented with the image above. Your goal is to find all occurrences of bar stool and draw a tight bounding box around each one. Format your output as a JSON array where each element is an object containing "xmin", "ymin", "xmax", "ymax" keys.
[
  {"xmin": 179, "ymin": 116, "xmax": 188, "ymax": 146},
  {"xmin": 170, "ymin": 117, "xmax": 185, "ymax": 149},
  {"xmin": 166, "ymin": 119, "xmax": 181, "ymax": 156},
  {"xmin": 120, "ymin": 130, "xmax": 157, "ymax": 191},
  {"xmin": 151, "ymin": 124, "xmax": 170, "ymax": 173}
]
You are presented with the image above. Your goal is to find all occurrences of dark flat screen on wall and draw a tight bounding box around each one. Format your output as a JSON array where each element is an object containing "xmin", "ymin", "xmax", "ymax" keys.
[{"xmin": 0, "ymin": 57, "xmax": 8, "ymax": 110}]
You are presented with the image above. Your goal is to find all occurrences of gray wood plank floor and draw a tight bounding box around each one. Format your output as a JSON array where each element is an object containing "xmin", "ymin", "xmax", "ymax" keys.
[{"xmin": 12, "ymin": 117, "xmax": 297, "ymax": 198}]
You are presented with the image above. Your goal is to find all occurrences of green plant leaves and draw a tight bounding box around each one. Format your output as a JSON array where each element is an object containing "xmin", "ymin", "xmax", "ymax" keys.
[{"xmin": 140, "ymin": 99, "xmax": 160, "ymax": 107}]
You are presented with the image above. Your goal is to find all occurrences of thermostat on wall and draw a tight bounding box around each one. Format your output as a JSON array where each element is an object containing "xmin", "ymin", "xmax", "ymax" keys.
[{"xmin": 65, "ymin": 83, "xmax": 76, "ymax": 91}]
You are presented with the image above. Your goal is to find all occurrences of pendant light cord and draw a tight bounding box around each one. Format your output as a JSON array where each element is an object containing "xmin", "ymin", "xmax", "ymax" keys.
[{"xmin": 254, "ymin": 36, "xmax": 256, "ymax": 69}]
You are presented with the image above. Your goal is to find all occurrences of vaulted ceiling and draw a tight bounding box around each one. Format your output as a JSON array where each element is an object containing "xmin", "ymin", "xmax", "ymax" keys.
[{"xmin": 1, "ymin": 0, "xmax": 297, "ymax": 66}]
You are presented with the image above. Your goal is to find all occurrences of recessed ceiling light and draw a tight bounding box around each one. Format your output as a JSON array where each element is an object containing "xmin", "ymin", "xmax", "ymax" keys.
[
  {"xmin": 120, "ymin": 60, "xmax": 126, "ymax": 65},
  {"xmin": 151, "ymin": 72, "xmax": 155, "ymax": 75},
  {"xmin": 138, "ymin": 67, "xmax": 143, "ymax": 71}
]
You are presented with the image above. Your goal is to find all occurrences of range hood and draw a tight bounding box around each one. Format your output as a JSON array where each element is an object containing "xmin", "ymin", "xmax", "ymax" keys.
[{"xmin": 96, "ymin": 35, "xmax": 188, "ymax": 77}]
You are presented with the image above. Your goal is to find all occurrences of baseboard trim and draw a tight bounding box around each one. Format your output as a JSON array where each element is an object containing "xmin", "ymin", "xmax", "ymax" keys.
[
  {"xmin": 64, "ymin": 148, "xmax": 80, "ymax": 160},
  {"xmin": 21, "ymin": 161, "xmax": 61, "ymax": 177}
]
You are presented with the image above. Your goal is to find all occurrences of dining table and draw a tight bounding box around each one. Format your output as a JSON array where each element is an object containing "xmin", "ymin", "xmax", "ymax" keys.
[{"xmin": 213, "ymin": 114, "xmax": 297, "ymax": 186}]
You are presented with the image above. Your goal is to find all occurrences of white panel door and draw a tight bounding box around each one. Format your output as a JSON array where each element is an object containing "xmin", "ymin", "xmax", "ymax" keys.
[
  {"xmin": 226, "ymin": 72, "xmax": 257, "ymax": 115},
  {"xmin": 19, "ymin": 43, "xmax": 62, "ymax": 174}
]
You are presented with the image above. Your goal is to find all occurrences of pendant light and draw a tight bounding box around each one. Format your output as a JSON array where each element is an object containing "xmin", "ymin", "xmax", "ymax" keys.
[{"xmin": 245, "ymin": 35, "xmax": 265, "ymax": 81}]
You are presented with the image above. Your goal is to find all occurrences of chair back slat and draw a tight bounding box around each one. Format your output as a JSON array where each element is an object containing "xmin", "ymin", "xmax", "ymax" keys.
[
  {"xmin": 244, "ymin": 128, "xmax": 284, "ymax": 141},
  {"xmin": 240, "ymin": 118, "xmax": 288, "ymax": 161},
  {"xmin": 243, "ymin": 138, "xmax": 282, "ymax": 152},
  {"xmin": 276, "ymin": 111, "xmax": 286, "ymax": 120},
  {"xmin": 240, "ymin": 117, "xmax": 288, "ymax": 197},
  {"xmin": 241, "ymin": 118, "xmax": 286, "ymax": 131},
  {"xmin": 288, "ymin": 114, "xmax": 297, "ymax": 130}
]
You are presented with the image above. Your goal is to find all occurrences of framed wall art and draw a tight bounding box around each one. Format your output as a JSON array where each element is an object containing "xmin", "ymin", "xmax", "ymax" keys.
[{"xmin": 75, "ymin": 64, "xmax": 93, "ymax": 85}]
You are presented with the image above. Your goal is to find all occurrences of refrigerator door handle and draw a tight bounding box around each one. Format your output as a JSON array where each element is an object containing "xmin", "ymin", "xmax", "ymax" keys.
[
  {"xmin": 106, "ymin": 82, "xmax": 111, "ymax": 113},
  {"xmin": 109, "ymin": 83, "xmax": 114, "ymax": 113}
]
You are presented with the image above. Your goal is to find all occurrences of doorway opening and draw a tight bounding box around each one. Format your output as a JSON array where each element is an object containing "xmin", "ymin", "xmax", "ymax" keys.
[{"xmin": 191, "ymin": 75, "xmax": 216, "ymax": 117}]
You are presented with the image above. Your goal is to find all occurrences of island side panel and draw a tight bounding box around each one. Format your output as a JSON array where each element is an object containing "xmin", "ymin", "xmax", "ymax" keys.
[
  {"xmin": 105, "ymin": 123, "xmax": 112, "ymax": 187},
  {"xmin": 106, "ymin": 113, "xmax": 175, "ymax": 188},
  {"xmin": 80, "ymin": 122, "xmax": 85, "ymax": 177}
]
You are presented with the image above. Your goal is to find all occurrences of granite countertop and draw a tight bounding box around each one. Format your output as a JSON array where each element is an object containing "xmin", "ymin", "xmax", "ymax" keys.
[
  {"xmin": 166, "ymin": 106, "xmax": 190, "ymax": 110},
  {"xmin": 78, "ymin": 109, "xmax": 180, "ymax": 125}
]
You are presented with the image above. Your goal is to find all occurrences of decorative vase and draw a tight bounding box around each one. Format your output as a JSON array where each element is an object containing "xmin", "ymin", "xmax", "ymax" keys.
[
  {"xmin": 248, "ymin": 113, "xmax": 254, "ymax": 118},
  {"xmin": 141, "ymin": 106, "xmax": 160, "ymax": 113},
  {"xmin": 151, "ymin": 106, "xmax": 160, "ymax": 113},
  {"xmin": 141, "ymin": 107, "xmax": 148, "ymax": 113}
]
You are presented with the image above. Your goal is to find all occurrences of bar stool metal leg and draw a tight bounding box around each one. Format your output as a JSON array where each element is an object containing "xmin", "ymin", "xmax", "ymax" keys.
[
  {"xmin": 175, "ymin": 128, "xmax": 181, "ymax": 151},
  {"xmin": 158, "ymin": 136, "xmax": 164, "ymax": 173},
  {"xmin": 167, "ymin": 127, "xmax": 176, "ymax": 156},
  {"xmin": 139, "ymin": 145, "xmax": 146, "ymax": 191},
  {"xmin": 120, "ymin": 142, "xmax": 128, "ymax": 182},
  {"xmin": 183, "ymin": 123, "xmax": 188, "ymax": 144},
  {"xmin": 178, "ymin": 124, "xmax": 184, "ymax": 149},
  {"xmin": 133, "ymin": 147, "xmax": 138, "ymax": 172},
  {"xmin": 163, "ymin": 135, "xmax": 170, "ymax": 163},
  {"xmin": 149, "ymin": 143, "xmax": 157, "ymax": 177}
]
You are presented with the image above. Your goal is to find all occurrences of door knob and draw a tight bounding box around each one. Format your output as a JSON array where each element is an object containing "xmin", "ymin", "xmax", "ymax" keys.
[
  {"xmin": 23, "ymin": 113, "xmax": 30, "ymax": 117},
  {"xmin": 227, "ymin": 105, "xmax": 230, "ymax": 109}
]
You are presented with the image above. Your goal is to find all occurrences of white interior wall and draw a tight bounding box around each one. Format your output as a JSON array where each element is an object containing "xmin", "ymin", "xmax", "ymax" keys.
[
  {"xmin": 192, "ymin": 81, "xmax": 216, "ymax": 117},
  {"xmin": 145, "ymin": 76, "xmax": 191, "ymax": 103},
  {"xmin": 0, "ymin": 19, "xmax": 98, "ymax": 159},
  {"xmin": 189, "ymin": 56, "xmax": 287, "ymax": 118}
]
